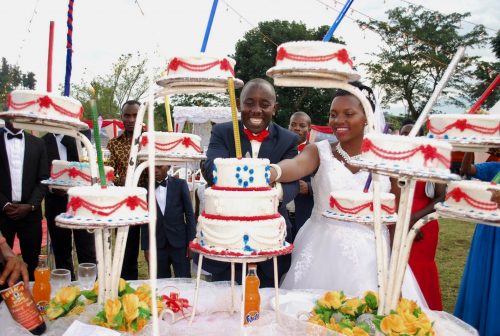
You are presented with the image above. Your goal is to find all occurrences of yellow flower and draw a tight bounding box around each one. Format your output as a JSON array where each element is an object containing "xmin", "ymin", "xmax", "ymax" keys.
[
  {"xmin": 104, "ymin": 298, "xmax": 122, "ymax": 324},
  {"xmin": 324, "ymin": 291, "xmax": 344, "ymax": 310},
  {"xmin": 352, "ymin": 326, "xmax": 370, "ymax": 336},
  {"xmin": 135, "ymin": 284, "xmax": 151, "ymax": 305},
  {"xmin": 55, "ymin": 286, "xmax": 80, "ymax": 305},
  {"xmin": 340, "ymin": 298, "xmax": 363, "ymax": 316},
  {"xmin": 122, "ymin": 294, "xmax": 140, "ymax": 323},
  {"xmin": 380, "ymin": 314, "xmax": 406, "ymax": 334},
  {"xmin": 341, "ymin": 328, "xmax": 354, "ymax": 336},
  {"xmin": 397, "ymin": 298, "xmax": 418, "ymax": 314},
  {"xmin": 93, "ymin": 280, "xmax": 99, "ymax": 293},
  {"xmin": 119, "ymin": 278, "xmax": 127, "ymax": 293}
]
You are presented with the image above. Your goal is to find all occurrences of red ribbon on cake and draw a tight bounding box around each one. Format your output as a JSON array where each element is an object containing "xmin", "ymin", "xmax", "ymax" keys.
[
  {"xmin": 167, "ymin": 57, "xmax": 235, "ymax": 76},
  {"xmin": 275, "ymin": 47, "xmax": 353, "ymax": 68},
  {"xmin": 329, "ymin": 197, "xmax": 396, "ymax": 215},
  {"xmin": 51, "ymin": 166, "xmax": 114, "ymax": 183},
  {"xmin": 201, "ymin": 211, "xmax": 281, "ymax": 221},
  {"xmin": 140, "ymin": 136, "xmax": 203, "ymax": 153},
  {"xmin": 7, "ymin": 93, "xmax": 83, "ymax": 119},
  {"xmin": 427, "ymin": 119, "xmax": 500, "ymax": 135},
  {"xmin": 446, "ymin": 187, "xmax": 497, "ymax": 211},
  {"xmin": 361, "ymin": 138, "xmax": 450, "ymax": 167},
  {"xmin": 67, "ymin": 195, "xmax": 147, "ymax": 216},
  {"xmin": 162, "ymin": 292, "xmax": 190, "ymax": 318}
]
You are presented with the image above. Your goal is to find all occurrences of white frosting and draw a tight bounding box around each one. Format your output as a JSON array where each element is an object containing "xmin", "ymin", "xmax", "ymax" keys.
[
  {"xmin": 197, "ymin": 215, "xmax": 286, "ymax": 252},
  {"xmin": 443, "ymin": 180, "xmax": 499, "ymax": 215},
  {"xmin": 50, "ymin": 160, "xmax": 114, "ymax": 186},
  {"xmin": 138, "ymin": 132, "xmax": 203, "ymax": 156},
  {"xmin": 428, "ymin": 114, "xmax": 500, "ymax": 139},
  {"xmin": 65, "ymin": 186, "xmax": 148, "ymax": 220},
  {"xmin": 7, "ymin": 90, "xmax": 83, "ymax": 122},
  {"xmin": 213, "ymin": 158, "xmax": 271, "ymax": 188},
  {"xmin": 204, "ymin": 188, "xmax": 278, "ymax": 217},
  {"xmin": 162, "ymin": 55, "xmax": 237, "ymax": 80},
  {"xmin": 361, "ymin": 134, "xmax": 452, "ymax": 170},
  {"xmin": 330, "ymin": 191, "xmax": 396, "ymax": 216}
]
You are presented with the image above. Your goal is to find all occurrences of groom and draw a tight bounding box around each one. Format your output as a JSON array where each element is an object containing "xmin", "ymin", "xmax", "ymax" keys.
[{"xmin": 202, "ymin": 78, "xmax": 299, "ymax": 287}]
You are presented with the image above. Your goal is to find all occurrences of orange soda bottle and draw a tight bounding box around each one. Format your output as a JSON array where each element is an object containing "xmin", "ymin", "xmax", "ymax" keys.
[
  {"xmin": 32, "ymin": 255, "xmax": 51, "ymax": 314},
  {"xmin": 244, "ymin": 264, "xmax": 260, "ymax": 325}
]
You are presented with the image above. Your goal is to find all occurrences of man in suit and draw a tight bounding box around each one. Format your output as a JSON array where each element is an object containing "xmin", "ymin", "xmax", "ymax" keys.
[
  {"xmin": 141, "ymin": 165, "xmax": 196, "ymax": 278},
  {"xmin": 288, "ymin": 111, "xmax": 314, "ymax": 241},
  {"xmin": 42, "ymin": 133, "xmax": 96, "ymax": 279},
  {"xmin": 203, "ymin": 78, "xmax": 299, "ymax": 287},
  {"xmin": 0, "ymin": 121, "xmax": 48, "ymax": 280}
]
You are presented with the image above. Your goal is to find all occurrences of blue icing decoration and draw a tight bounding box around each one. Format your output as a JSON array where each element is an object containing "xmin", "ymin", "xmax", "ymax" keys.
[
  {"xmin": 244, "ymin": 245, "xmax": 256, "ymax": 252},
  {"xmin": 238, "ymin": 178, "xmax": 243, "ymax": 185},
  {"xmin": 249, "ymin": 177, "xmax": 254, "ymax": 182},
  {"xmin": 243, "ymin": 165, "xmax": 248, "ymax": 171},
  {"xmin": 236, "ymin": 166, "xmax": 241, "ymax": 172},
  {"xmin": 249, "ymin": 169, "xmax": 254, "ymax": 174},
  {"xmin": 444, "ymin": 134, "xmax": 449, "ymax": 139},
  {"xmin": 236, "ymin": 173, "xmax": 240, "ymax": 178},
  {"xmin": 213, "ymin": 176, "xmax": 218, "ymax": 184},
  {"xmin": 265, "ymin": 165, "xmax": 270, "ymax": 171},
  {"xmin": 213, "ymin": 165, "xmax": 217, "ymax": 172},
  {"xmin": 428, "ymin": 134, "xmax": 434, "ymax": 138},
  {"xmin": 243, "ymin": 234, "xmax": 249, "ymax": 244},
  {"xmin": 243, "ymin": 181, "xmax": 249, "ymax": 188}
]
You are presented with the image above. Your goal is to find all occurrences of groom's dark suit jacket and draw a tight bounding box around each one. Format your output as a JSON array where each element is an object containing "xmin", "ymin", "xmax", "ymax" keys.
[{"xmin": 202, "ymin": 121, "xmax": 299, "ymax": 284}]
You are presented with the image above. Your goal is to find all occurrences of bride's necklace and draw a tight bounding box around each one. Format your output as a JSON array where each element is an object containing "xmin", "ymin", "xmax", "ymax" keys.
[{"xmin": 336, "ymin": 143, "xmax": 360, "ymax": 163}]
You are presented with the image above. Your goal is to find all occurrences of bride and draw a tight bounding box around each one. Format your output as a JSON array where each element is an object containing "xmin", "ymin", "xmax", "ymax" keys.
[{"xmin": 271, "ymin": 82, "xmax": 426, "ymax": 305}]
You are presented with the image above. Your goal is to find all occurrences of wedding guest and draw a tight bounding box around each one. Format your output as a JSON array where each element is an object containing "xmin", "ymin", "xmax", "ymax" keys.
[
  {"xmin": 107, "ymin": 100, "xmax": 146, "ymax": 280},
  {"xmin": 203, "ymin": 78, "xmax": 299, "ymax": 287},
  {"xmin": 141, "ymin": 165, "xmax": 196, "ymax": 278},
  {"xmin": 0, "ymin": 121, "xmax": 48, "ymax": 280}
]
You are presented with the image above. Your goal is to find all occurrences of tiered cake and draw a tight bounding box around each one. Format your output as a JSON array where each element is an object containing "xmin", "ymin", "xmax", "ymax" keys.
[
  {"xmin": 1, "ymin": 90, "xmax": 87, "ymax": 129},
  {"xmin": 324, "ymin": 191, "xmax": 398, "ymax": 223},
  {"xmin": 56, "ymin": 186, "xmax": 149, "ymax": 227},
  {"xmin": 266, "ymin": 41, "xmax": 360, "ymax": 87},
  {"xmin": 47, "ymin": 160, "xmax": 114, "ymax": 186},
  {"xmin": 191, "ymin": 158, "xmax": 289, "ymax": 255},
  {"xmin": 138, "ymin": 132, "xmax": 205, "ymax": 159},
  {"xmin": 427, "ymin": 114, "xmax": 500, "ymax": 140}
]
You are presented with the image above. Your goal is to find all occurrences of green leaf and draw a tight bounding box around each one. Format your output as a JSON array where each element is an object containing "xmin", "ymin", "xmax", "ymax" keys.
[
  {"xmin": 95, "ymin": 310, "xmax": 106, "ymax": 322},
  {"xmin": 114, "ymin": 309, "xmax": 124, "ymax": 326},
  {"xmin": 81, "ymin": 290, "xmax": 98, "ymax": 302},
  {"xmin": 365, "ymin": 292, "xmax": 378, "ymax": 310},
  {"xmin": 373, "ymin": 318, "xmax": 382, "ymax": 331},
  {"xmin": 131, "ymin": 319, "xmax": 138, "ymax": 332},
  {"xmin": 357, "ymin": 322, "xmax": 370, "ymax": 333},
  {"xmin": 338, "ymin": 319, "xmax": 353, "ymax": 329},
  {"xmin": 138, "ymin": 307, "xmax": 151, "ymax": 319},
  {"xmin": 322, "ymin": 310, "xmax": 333, "ymax": 324}
]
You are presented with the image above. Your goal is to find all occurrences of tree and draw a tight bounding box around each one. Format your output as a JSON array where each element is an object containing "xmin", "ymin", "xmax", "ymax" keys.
[
  {"xmin": 69, "ymin": 53, "xmax": 149, "ymax": 119},
  {"xmin": 362, "ymin": 5, "xmax": 488, "ymax": 121},
  {"xmin": 0, "ymin": 57, "xmax": 36, "ymax": 108},
  {"xmin": 233, "ymin": 20, "xmax": 343, "ymax": 126},
  {"xmin": 492, "ymin": 30, "xmax": 500, "ymax": 59}
]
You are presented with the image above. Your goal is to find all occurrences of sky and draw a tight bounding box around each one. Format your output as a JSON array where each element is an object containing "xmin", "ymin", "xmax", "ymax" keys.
[{"xmin": 1, "ymin": 0, "xmax": 499, "ymax": 116}]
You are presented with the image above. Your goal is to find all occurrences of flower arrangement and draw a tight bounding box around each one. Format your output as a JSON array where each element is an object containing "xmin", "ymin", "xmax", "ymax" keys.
[
  {"xmin": 46, "ymin": 286, "xmax": 84, "ymax": 320},
  {"xmin": 308, "ymin": 291, "xmax": 435, "ymax": 336}
]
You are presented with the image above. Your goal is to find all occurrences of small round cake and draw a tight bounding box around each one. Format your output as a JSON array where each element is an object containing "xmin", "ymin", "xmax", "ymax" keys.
[
  {"xmin": 427, "ymin": 114, "xmax": 500, "ymax": 140},
  {"xmin": 56, "ymin": 186, "xmax": 148, "ymax": 227},
  {"xmin": 324, "ymin": 190, "xmax": 397, "ymax": 223},
  {"xmin": 441, "ymin": 180, "xmax": 499, "ymax": 216},
  {"xmin": 138, "ymin": 132, "xmax": 205, "ymax": 159},
  {"xmin": 46, "ymin": 160, "xmax": 114, "ymax": 186},
  {"xmin": 1, "ymin": 90, "xmax": 87, "ymax": 129},
  {"xmin": 193, "ymin": 158, "xmax": 289, "ymax": 255},
  {"xmin": 266, "ymin": 41, "xmax": 360, "ymax": 87}
]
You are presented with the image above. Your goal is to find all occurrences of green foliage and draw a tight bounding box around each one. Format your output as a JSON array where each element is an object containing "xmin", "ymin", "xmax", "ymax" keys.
[
  {"xmin": 468, "ymin": 61, "xmax": 500, "ymax": 109},
  {"xmin": 68, "ymin": 53, "xmax": 149, "ymax": 120},
  {"xmin": 0, "ymin": 57, "xmax": 36, "ymax": 108},
  {"xmin": 492, "ymin": 30, "xmax": 500, "ymax": 59},
  {"xmin": 362, "ymin": 5, "xmax": 488, "ymax": 120},
  {"xmin": 233, "ymin": 20, "xmax": 343, "ymax": 126}
]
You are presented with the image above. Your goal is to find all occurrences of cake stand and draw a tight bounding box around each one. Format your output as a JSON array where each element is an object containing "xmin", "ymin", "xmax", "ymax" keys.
[
  {"xmin": 0, "ymin": 112, "xmax": 89, "ymax": 131},
  {"xmin": 189, "ymin": 241, "xmax": 293, "ymax": 327},
  {"xmin": 430, "ymin": 136, "xmax": 500, "ymax": 153},
  {"xmin": 156, "ymin": 77, "xmax": 244, "ymax": 97},
  {"xmin": 322, "ymin": 210, "xmax": 397, "ymax": 224}
]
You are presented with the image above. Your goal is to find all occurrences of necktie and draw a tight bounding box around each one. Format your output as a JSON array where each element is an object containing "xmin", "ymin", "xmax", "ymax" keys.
[
  {"xmin": 243, "ymin": 129, "xmax": 269, "ymax": 142},
  {"xmin": 7, "ymin": 133, "xmax": 23, "ymax": 140},
  {"xmin": 156, "ymin": 180, "xmax": 167, "ymax": 188},
  {"xmin": 298, "ymin": 143, "xmax": 306, "ymax": 152}
]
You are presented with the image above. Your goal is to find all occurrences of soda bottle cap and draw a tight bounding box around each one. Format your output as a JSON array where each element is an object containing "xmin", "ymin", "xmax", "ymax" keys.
[
  {"xmin": 38, "ymin": 255, "xmax": 48, "ymax": 260},
  {"xmin": 248, "ymin": 264, "xmax": 257, "ymax": 269}
]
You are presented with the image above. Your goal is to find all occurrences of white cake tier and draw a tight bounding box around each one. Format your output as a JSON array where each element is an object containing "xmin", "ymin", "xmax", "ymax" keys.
[
  {"xmin": 49, "ymin": 160, "xmax": 114, "ymax": 186},
  {"xmin": 267, "ymin": 41, "xmax": 360, "ymax": 80},
  {"xmin": 139, "ymin": 132, "xmax": 203, "ymax": 156},
  {"xmin": 213, "ymin": 158, "xmax": 271, "ymax": 188},
  {"xmin": 204, "ymin": 188, "xmax": 278, "ymax": 217},
  {"xmin": 330, "ymin": 191, "xmax": 396, "ymax": 216},
  {"xmin": 6, "ymin": 90, "xmax": 83, "ymax": 122},
  {"xmin": 65, "ymin": 186, "xmax": 148, "ymax": 220},
  {"xmin": 360, "ymin": 134, "xmax": 452, "ymax": 171},
  {"xmin": 444, "ymin": 180, "xmax": 499, "ymax": 215},
  {"xmin": 162, "ymin": 55, "xmax": 237, "ymax": 80},
  {"xmin": 427, "ymin": 114, "xmax": 500, "ymax": 139},
  {"xmin": 197, "ymin": 213, "xmax": 286, "ymax": 252}
]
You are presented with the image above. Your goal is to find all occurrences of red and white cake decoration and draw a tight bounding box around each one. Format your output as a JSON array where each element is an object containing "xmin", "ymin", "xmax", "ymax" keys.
[
  {"xmin": 193, "ymin": 158, "xmax": 289, "ymax": 255},
  {"xmin": 440, "ymin": 180, "xmax": 500, "ymax": 217},
  {"xmin": 267, "ymin": 41, "xmax": 360, "ymax": 87},
  {"xmin": 46, "ymin": 160, "xmax": 114, "ymax": 187},
  {"xmin": 427, "ymin": 114, "xmax": 500, "ymax": 140},
  {"xmin": 138, "ymin": 132, "xmax": 205, "ymax": 159}
]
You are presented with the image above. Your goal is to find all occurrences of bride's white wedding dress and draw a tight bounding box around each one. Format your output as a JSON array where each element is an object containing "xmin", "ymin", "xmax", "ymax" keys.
[{"xmin": 281, "ymin": 140, "xmax": 427, "ymax": 307}]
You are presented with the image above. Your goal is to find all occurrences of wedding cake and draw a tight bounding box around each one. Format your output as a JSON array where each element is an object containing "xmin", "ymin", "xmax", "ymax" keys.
[
  {"xmin": 324, "ymin": 190, "xmax": 397, "ymax": 222},
  {"xmin": 138, "ymin": 132, "xmax": 205, "ymax": 158},
  {"xmin": 266, "ymin": 41, "xmax": 360, "ymax": 87},
  {"xmin": 427, "ymin": 114, "xmax": 500, "ymax": 140},
  {"xmin": 440, "ymin": 180, "xmax": 500, "ymax": 217},
  {"xmin": 56, "ymin": 186, "xmax": 149, "ymax": 226},
  {"xmin": 2, "ymin": 90, "xmax": 85, "ymax": 126},
  {"xmin": 191, "ymin": 158, "xmax": 289, "ymax": 255},
  {"xmin": 47, "ymin": 160, "xmax": 114, "ymax": 186}
]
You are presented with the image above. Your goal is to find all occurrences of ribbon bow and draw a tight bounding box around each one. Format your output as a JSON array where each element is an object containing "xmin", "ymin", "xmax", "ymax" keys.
[
  {"xmin": 162, "ymin": 292, "xmax": 190, "ymax": 317},
  {"xmin": 244, "ymin": 129, "xmax": 269, "ymax": 142}
]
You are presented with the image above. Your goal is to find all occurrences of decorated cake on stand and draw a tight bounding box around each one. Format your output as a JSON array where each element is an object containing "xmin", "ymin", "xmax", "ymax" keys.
[
  {"xmin": 137, "ymin": 131, "xmax": 206, "ymax": 161},
  {"xmin": 43, "ymin": 160, "xmax": 114, "ymax": 189}
]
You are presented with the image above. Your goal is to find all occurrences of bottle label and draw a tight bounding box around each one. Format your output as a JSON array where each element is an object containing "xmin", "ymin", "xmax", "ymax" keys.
[
  {"xmin": 245, "ymin": 310, "xmax": 260, "ymax": 324},
  {"xmin": 36, "ymin": 300, "xmax": 49, "ymax": 315},
  {"xmin": 0, "ymin": 282, "xmax": 44, "ymax": 331}
]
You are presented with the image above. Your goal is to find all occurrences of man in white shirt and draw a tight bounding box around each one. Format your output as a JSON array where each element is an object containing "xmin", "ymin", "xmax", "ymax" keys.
[{"xmin": 0, "ymin": 121, "xmax": 48, "ymax": 280}]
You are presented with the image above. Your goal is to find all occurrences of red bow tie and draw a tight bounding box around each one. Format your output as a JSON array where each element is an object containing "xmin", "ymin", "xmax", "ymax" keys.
[
  {"xmin": 298, "ymin": 143, "xmax": 306, "ymax": 152},
  {"xmin": 244, "ymin": 129, "xmax": 269, "ymax": 142}
]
